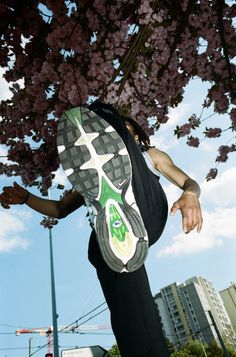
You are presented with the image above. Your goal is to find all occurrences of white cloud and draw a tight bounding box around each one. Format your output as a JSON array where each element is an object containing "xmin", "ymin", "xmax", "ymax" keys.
[
  {"xmin": 0, "ymin": 209, "xmax": 30, "ymax": 253},
  {"xmin": 150, "ymin": 133, "xmax": 179, "ymax": 151},
  {"xmin": 10, "ymin": 207, "xmax": 33, "ymax": 220},
  {"xmin": 167, "ymin": 103, "xmax": 192, "ymax": 128},
  {"xmin": 157, "ymin": 207, "xmax": 236, "ymax": 258},
  {"xmin": 201, "ymin": 166, "xmax": 236, "ymax": 207},
  {"xmin": 157, "ymin": 164, "xmax": 236, "ymax": 258}
]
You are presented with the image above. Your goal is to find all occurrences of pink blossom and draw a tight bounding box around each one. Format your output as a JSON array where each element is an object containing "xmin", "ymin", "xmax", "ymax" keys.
[
  {"xmin": 187, "ymin": 136, "xmax": 200, "ymax": 148},
  {"xmin": 204, "ymin": 127, "xmax": 222, "ymax": 138},
  {"xmin": 206, "ymin": 168, "xmax": 218, "ymax": 181},
  {"xmin": 175, "ymin": 124, "xmax": 192, "ymax": 138},
  {"xmin": 230, "ymin": 108, "xmax": 236, "ymax": 130},
  {"xmin": 0, "ymin": 0, "xmax": 235, "ymax": 189}
]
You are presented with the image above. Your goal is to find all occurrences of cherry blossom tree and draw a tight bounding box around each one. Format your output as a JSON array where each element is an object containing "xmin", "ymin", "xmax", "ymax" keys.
[{"xmin": 0, "ymin": 0, "xmax": 235, "ymax": 192}]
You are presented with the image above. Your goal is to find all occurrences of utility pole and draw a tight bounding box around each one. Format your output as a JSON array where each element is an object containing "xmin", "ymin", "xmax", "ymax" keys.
[{"xmin": 208, "ymin": 310, "xmax": 230, "ymax": 357}]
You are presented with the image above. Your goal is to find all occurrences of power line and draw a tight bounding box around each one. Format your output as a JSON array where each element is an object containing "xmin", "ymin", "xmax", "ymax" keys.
[
  {"xmin": 71, "ymin": 307, "xmax": 109, "ymax": 329},
  {"xmin": 60, "ymin": 308, "xmax": 110, "ymax": 335},
  {"xmin": 0, "ymin": 347, "xmax": 33, "ymax": 351},
  {"xmin": 0, "ymin": 332, "xmax": 16, "ymax": 335},
  {"xmin": 0, "ymin": 344, "xmax": 114, "ymax": 352},
  {"xmin": 29, "ymin": 303, "xmax": 109, "ymax": 357},
  {"xmin": 59, "ymin": 331, "xmax": 113, "ymax": 336},
  {"xmin": 0, "ymin": 302, "xmax": 109, "ymax": 354},
  {"xmin": 59, "ymin": 301, "xmax": 107, "ymax": 332},
  {"xmin": 0, "ymin": 323, "xmax": 27, "ymax": 328}
]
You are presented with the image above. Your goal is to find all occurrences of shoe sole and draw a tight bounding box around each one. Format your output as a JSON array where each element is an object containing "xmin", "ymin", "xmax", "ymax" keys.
[{"xmin": 57, "ymin": 107, "xmax": 148, "ymax": 272}]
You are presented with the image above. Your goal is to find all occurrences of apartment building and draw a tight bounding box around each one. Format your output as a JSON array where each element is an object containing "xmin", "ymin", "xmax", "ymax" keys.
[
  {"xmin": 154, "ymin": 276, "xmax": 236, "ymax": 350},
  {"xmin": 220, "ymin": 282, "xmax": 236, "ymax": 332}
]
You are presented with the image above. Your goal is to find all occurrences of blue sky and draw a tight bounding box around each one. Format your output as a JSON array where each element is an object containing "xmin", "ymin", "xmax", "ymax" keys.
[{"xmin": 0, "ymin": 68, "xmax": 236, "ymax": 356}]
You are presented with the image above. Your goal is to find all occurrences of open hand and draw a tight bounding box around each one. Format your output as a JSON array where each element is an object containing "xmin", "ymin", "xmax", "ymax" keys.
[
  {"xmin": 170, "ymin": 193, "xmax": 203, "ymax": 234},
  {"xmin": 0, "ymin": 182, "xmax": 29, "ymax": 209}
]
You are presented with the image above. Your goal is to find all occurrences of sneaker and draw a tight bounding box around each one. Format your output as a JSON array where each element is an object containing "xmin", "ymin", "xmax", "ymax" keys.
[{"xmin": 57, "ymin": 107, "xmax": 148, "ymax": 272}]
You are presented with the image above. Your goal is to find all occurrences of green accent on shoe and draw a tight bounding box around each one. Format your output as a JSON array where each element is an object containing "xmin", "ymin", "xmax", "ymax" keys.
[
  {"xmin": 66, "ymin": 108, "xmax": 83, "ymax": 126},
  {"xmin": 109, "ymin": 204, "xmax": 129, "ymax": 242},
  {"xmin": 99, "ymin": 177, "xmax": 122, "ymax": 208}
]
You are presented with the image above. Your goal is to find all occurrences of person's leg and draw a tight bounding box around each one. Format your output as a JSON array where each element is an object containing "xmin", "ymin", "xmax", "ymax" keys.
[
  {"xmin": 88, "ymin": 232, "xmax": 170, "ymax": 357},
  {"xmin": 86, "ymin": 103, "xmax": 170, "ymax": 355},
  {"xmin": 58, "ymin": 102, "xmax": 170, "ymax": 355}
]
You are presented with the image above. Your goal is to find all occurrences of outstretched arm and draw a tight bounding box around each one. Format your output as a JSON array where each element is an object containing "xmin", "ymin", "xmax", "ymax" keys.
[
  {"xmin": 0, "ymin": 182, "xmax": 84, "ymax": 218},
  {"xmin": 148, "ymin": 148, "xmax": 203, "ymax": 234}
]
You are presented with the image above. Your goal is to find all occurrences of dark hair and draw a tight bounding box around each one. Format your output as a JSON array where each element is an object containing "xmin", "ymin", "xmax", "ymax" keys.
[
  {"xmin": 123, "ymin": 116, "xmax": 151, "ymax": 149},
  {"xmin": 88, "ymin": 101, "xmax": 151, "ymax": 149}
]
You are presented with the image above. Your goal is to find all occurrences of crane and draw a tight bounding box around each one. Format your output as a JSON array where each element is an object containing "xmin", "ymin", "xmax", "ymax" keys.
[
  {"xmin": 16, "ymin": 327, "xmax": 54, "ymax": 355},
  {"xmin": 16, "ymin": 324, "xmax": 111, "ymax": 356}
]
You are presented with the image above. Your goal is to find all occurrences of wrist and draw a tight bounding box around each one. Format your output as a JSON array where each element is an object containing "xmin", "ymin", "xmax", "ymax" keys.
[
  {"xmin": 182, "ymin": 191, "xmax": 199, "ymax": 198},
  {"xmin": 20, "ymin": 190, "xmax": 30, "ymax": 205}
]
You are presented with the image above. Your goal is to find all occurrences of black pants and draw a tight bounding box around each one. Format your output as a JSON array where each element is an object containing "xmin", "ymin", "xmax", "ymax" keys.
[{"xmin": 88, "ymin": 106, "xmax": 170, "ymax": 357}]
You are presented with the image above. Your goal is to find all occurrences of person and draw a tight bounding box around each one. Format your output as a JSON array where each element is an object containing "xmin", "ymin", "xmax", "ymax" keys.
[{"xmin": 0, "ymin": 101, "xmax": 202, "ymax": 357}]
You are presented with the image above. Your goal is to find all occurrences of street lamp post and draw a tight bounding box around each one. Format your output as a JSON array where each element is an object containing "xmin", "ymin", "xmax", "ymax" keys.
[
  {"xmin": 199, "ymin": 338, "xmax": 208, "ymax": 357},
  {"xmin": 208, "ymin": 310, "xmax": 230, "ymax": 357},
  {"xmin": 29, "ymin": 337, "xmax": 33, "ymax": 357},
  {"xmin": 40, "ymin": 184, "xmax": 64, "ymax": 357},
  {"xmin": 49, "ymin": 226, "xmax": 59, "ymax": 357},
  {"xmin": 194, "ymin": 330, "xmax": 207, "ymax": 357},
  {"xmin": 41, "ymin": 215, "xmax": 60, "ymax": 357}
]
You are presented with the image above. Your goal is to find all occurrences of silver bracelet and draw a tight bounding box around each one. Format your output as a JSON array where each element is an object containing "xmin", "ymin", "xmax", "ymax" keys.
[{"xmin": 182, "ymin": 191, "xmax": 198, "ymax": 198}]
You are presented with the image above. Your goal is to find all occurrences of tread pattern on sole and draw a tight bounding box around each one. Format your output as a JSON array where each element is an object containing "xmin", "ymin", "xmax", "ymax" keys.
[{"xmin": 57, "ymin": 107, "xmax": 148, "ymax": 273}]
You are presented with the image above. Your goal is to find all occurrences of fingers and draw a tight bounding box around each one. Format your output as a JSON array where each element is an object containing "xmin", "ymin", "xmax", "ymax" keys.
[
  {"xmin": 182, "ymin": 207, "xmax": 203, "ymax": 234},
  {"xmin": 1, "ymin": 183, "xmax": 25, "ymax": 209},
  {"xmin": 1, "ymin": 192, "xmax": 13, "ymax": 204},
  {"xmin": 182, "ymin": 215, "xmax": 189, "ymax": 234},
  {"xmin": 171, "ymin": 195, "xmax": 203, "ymax": 234},
  {"xmin": 14, "ymin": 181, "xmax": 22, "ymax": 191},
  {"xmin": 182, "ymin": 211, "xmax": 194, "ymax": 234},
  {"xmin": 0, "ymin": 192, "xmax": 11, "ymax": 208},
  {"xmin": 170, "ymin": 201, "xmax": 180, "ymax": 216},
  {"xmin": 1, "ymin": 201, "xmax": 10, "ymax": 209},
  {"xmin": 3, "ymin": 185, "xmax": 21, "ymax": 198},
  {"xmin": 3, "ymin": 186, "xmax": 15, "ymax": 195},
  {"xmin": 14, "ymin": 181, "xmax": 19, "ymax": 189},
  {"xmin": 170, "ymin": 200, "xmax": 196, "ymax": 233},
  {"xmin": 196, "ymin": 210, "xmax": 203, "ymax": 233},
  {"xmin": 2, "ymin": 188, "xmax": 14, "ymax": 202},
  {"xmin": 2, "ymin": 186, "xmax": 19, "ymax": 205}
]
